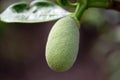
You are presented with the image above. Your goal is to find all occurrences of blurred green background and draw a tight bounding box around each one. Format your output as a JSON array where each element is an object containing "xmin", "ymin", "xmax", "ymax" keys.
[{"xmin": 0, "ymin": 0, "xmax": 120, "ymax": 80}]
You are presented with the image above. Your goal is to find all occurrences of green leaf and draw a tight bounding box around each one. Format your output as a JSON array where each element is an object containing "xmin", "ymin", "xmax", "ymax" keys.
[{"xmin": 0, "ymin": 0, "xmax": 70, "ymax": 23}]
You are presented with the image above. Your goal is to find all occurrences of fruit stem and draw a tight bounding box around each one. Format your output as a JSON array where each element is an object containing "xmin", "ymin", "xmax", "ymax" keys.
[{"xmin": 74, "ymin": 0, "xmax": 87, "ymax": 20}]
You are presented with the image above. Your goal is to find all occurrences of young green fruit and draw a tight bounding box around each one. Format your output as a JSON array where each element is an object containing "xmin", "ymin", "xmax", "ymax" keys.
[{"xmin": 45, "ymin": 16, "xmax": 80, "ymax": 72}]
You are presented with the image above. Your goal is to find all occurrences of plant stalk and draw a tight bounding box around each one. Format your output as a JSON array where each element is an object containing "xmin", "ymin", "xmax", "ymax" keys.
[{"xmin": 74, "ymin": 0, "xmax": 87, "ymax": 20}]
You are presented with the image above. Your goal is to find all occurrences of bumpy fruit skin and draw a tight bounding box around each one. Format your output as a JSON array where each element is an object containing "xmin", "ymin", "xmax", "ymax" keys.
[{"xmin": 45, "ymin": 16, "xmax": 79, "ymax": 72}]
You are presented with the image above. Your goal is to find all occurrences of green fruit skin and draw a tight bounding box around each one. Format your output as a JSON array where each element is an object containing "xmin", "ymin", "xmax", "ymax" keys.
[{"xmin": 45, "ymin": 16, "xmax": 80, "ymax": 72}]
